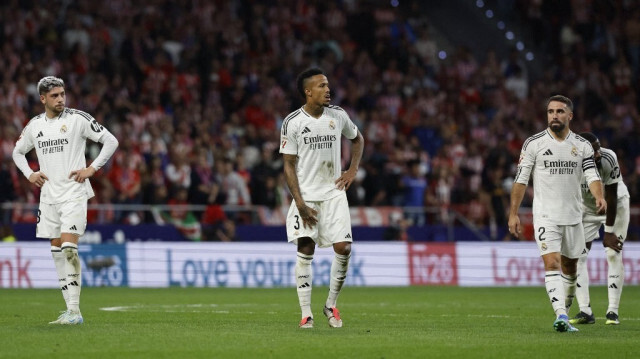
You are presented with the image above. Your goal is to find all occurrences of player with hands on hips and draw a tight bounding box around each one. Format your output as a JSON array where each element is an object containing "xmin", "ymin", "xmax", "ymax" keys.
[
  {"xmin": 12, "ymin": 76, "xmax": 118, "ymax": 325},
  {"xmin": 280, "ymin": 68, "xmax": 364, "ymax": 329}
]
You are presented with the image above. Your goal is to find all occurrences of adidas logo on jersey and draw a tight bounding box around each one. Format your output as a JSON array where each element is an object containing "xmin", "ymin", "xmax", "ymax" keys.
[
  {"xmin": 301, "ymin": 127, "xmax": 311, "ymax": 134},
  {"xmin": 543, "ymin": 149, "xmax": 553, "ymax": 156},
  {"xmin": 345, "ymin": 233, "xmax": 352, "ymax": 239},
  {"xmin": 69, "ymin": 225, "xmax": 77, "ymax": 231},
  {"xmin": 298, "ymin": 282, "xmax": 310, "ymax": 289},
  {"xmin": 36, "ymin": 131, "xmax": 44, "ymax": 138}
]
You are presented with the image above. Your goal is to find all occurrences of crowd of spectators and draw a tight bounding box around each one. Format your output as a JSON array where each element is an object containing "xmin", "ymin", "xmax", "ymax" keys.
[{"xmin": 1, "ymin": 0, "xmax": 639, "ymax": 240}]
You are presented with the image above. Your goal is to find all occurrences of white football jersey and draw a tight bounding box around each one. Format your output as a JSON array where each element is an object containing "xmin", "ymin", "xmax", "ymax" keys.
[
  {"xmin": 582, "ymin": 147, "xmax": 630, "ymax": 214},
  {"xmin": 514, "ymin": 130, "xmax": 600, "ymax": 225},
  {"xmin": 280, "ymin": 105, "xmax": 358, "ymax": 201},
  {"xmin": 14, "ymin": 108, "xmax": 110, "ymax": 204}
]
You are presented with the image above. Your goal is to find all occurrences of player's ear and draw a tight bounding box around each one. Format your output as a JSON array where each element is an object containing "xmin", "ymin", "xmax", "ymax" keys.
[{"xmin": 40, "ymin": 94, "xmax": 46, "ymax": 105}]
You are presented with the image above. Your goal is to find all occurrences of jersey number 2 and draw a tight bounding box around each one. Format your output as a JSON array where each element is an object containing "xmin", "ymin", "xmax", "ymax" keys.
[{"xmin": 538, "ymin": 227, "xmax": 546, "ymax": 241}]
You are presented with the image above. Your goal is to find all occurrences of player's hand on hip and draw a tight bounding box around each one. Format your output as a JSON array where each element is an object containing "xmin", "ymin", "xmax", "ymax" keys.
[
  {"xmin": 335, "ymin": 169, "xmax": 356, "ymax": 190},
  {"xmin": 298, "ymin": 205, "xmax": 318, "ymax": 229},
  {"xmin": 603, "ymin": 232, "xmax": 623, "ymax": 252},
  {"xmin": 29, "ymin": 172, "xmax": 48, "ymax": 187},
  {"xmin": 69, "ymin": 167, "xmax": 96, "ymax": 183},
  {"xmin": 595, "ymin": 198, "xmax": 607, "ymax": 215},
  {"xmin": 508, "ymin": 215, "xmax": 521, "ymax": 239}
]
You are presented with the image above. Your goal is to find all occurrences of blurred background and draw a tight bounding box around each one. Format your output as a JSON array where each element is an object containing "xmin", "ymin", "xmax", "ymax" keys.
[{"xmin": 1, "ymin": 0, "xmax": 640, "ymax": 244}]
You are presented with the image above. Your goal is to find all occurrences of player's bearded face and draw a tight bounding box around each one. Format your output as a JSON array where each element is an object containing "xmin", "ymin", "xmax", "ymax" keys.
[
  {"xmin": 41, "ymin": 87, "xmax": 65, "ymax": 115},
  {"xmin": 549, "ymin": 120, "xmax": 565, "ymax": 133},
  {"xmin": 546, "ymin": 101, "xmax": 571, "ymax": 134}
]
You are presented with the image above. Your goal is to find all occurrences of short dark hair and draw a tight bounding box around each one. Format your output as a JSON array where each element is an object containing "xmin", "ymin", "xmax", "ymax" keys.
[
  {"xmin": 546, "ymin": 95, "xmax": 573, "ymax": 112},
  {"xmin": 296, "ymin": 68, "xmax": 324, "ymax": 99},
  {"xmin": 37, "ymin": 76, "xmax": 65, "ymax": 95},
  {"xmin": 579, "ymin": 132, "xmax": 598, "ymax": 143}
]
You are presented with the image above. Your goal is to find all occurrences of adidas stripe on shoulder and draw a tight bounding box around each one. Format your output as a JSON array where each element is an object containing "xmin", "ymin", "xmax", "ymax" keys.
[
  {"xmin": 20, "ymin": 114, "xmax": 43, "ymax": 136},
  {"xmin": 66, "ymin": 108, "xmax": 93, "ymax": 122},
  {"xmin": 26, "ymin": 113, "xmax": 44, "ymax": 125},
  {"xmin": 282, "ymin": 109, "xmax": 302, "ymax": 135},
  {"xmin": 600, "ymin": 151, "xmax": 617, "ymax": 168},
  {"xmin": 575, "ymin": 133, "xmax": 589, "ymax": 143},
  {"xmin": 522, "ymin": 130, "xmax": 546, "ymax": 151}
]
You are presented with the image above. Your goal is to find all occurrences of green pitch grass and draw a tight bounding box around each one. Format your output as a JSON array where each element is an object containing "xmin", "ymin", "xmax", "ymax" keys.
[{"xmin": 1, "ymin": 286, "xmax": 638, "ymax": 359}]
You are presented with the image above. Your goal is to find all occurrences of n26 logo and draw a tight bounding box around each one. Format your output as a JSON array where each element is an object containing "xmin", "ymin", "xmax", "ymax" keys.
[{"xmin": 408, "ymin": 243, "xmax": 458, "ymax": 285}]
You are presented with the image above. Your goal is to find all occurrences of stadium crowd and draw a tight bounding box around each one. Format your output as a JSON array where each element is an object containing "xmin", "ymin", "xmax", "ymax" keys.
[{"xmin": 1, "ymin": 0, "xmax": 639, "ymax": 239}]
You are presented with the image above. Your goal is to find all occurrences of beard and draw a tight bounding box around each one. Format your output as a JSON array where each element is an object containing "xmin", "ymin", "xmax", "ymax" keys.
[
  {"xmin": 549, "ymin": 121, "xmax": 565, "ymax": 133},
  {"xmin": 47, "ymin": 103, "xmax": 64, "ymax": 116}
]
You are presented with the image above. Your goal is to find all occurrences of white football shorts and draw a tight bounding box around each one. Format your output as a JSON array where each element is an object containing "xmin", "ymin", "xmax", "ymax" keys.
[
  {"xmin": 37, "ymin": 198, "xmax": 88, "ymax": 239},
  {"xmin": 583, "ymin": 197, "xmax": 630, "ymax": 243},
  {"xmin": 533, "ymin": 219, "xmax": 585, "ymax": 259},
  {"xmin": 286, "ymin": 191, "xmax": 353, "ymax": 248}
]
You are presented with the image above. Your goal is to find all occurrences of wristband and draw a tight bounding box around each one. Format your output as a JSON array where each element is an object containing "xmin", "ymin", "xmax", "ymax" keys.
[{"xmin": 604, "ymin": 225, "xmax": 614, "ymax": 233}]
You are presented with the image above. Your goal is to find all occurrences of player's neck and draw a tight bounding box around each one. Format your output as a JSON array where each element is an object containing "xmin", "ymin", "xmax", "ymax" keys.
[
  {"xmin": 548, "ymin": 128, "xmax": 569, "ymax": 141},
  {"xmin": 45, "ymin": 109, "xmax": 63, "ymax": 120},
  {"xmin": 303, "ymin": 103, "xmax": 324, "ymax": 118}
]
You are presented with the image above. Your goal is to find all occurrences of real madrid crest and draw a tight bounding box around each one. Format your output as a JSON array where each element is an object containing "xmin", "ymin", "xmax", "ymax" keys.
[
  {"xmin": 60, "ymin": 125, "xmax": 67, "ymax": 133},
  {"xmin": 571, "ymin": 146, "xmax": 578, "ymax": 157},
  {"xmin": 329, "ymin": 120, "xmax": 335, "ymax": 130},
  {"xmin": 541, "ymin": 243, "xmax": 547, "ymax": 251}
]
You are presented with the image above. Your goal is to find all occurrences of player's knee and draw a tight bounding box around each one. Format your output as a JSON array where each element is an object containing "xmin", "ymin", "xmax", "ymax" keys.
[
  {"xmin": 542, "ymin": 253, "xmax": 561, "ymax": 271},
  {"xmin": 334, "ymin": 242, "xmax": 351, "ymax": 256},
  {"xmin": 297, "ymin": 237, "xmax": 315, "ymax": 255}
]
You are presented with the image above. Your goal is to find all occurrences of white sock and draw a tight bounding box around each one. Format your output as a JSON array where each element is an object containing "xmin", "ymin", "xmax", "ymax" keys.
[
  {"xmin": 51, "ymin": 246, "xmax": 69, "ymax": 307},
  {"xmin": 606, "ymin": 248, "xmax": 624, "ymax": 314},
  {"xmin": 545, "ymin": 271, "xmax": 566, "ymax": 316},
  {"xmin": 562, "ymin": 273, "xmax": 577, "ymax": 312},
  {"xmin": 296, "ymin": 252, "xmax": 313, "ymax": 318},
  {"xmin": 326, "ymin": 253, "xmax": 350, "ymax": 308},
  {"xmin": 575, "ymin": 251, "xmax": 593, "ymax": 315},
  {"xmin": 61, "ymin": 242, "xmax": 81, "ymax": 313}
]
